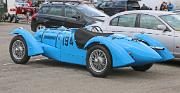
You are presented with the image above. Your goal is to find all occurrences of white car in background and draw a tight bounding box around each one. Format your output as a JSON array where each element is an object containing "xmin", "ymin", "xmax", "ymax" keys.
[{"xmin": 91, "ymin": 10, "xmax": 180, "ymax": 57}]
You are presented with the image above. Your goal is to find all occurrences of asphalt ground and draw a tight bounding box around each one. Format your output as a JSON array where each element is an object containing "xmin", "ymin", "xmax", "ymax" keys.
[{"xmin": 0, "ymin": 23, "xmax": 180, "ymax": 93}]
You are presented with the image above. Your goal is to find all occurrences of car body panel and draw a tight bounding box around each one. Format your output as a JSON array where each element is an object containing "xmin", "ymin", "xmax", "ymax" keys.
[
  {"xmin": 10, "ymin": 28, "xmax": 44, "ymax": 56},
  {"xmin": 10, "ymin": 27, "xmax": 174, "ymax": 68},
  {"xmin": 174, "ymin": 31, "xmax": 180, "ymax": 56},
  {"xmin": 84, "ymin": 36, "xmax": 135, "ymax": 67},
  {"xmin": 134, "ymin": 34, "xmax": 174, "ymax": 61}
]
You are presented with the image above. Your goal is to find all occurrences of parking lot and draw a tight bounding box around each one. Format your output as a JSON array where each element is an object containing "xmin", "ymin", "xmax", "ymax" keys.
[{"xmin": 0, "ymin": 23, "xmax": 180, "ymax": 93}]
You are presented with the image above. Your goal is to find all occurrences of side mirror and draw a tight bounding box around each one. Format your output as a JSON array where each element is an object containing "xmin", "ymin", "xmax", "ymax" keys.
[{"xmin": 157, "ymin": 25, "xmax": 167, "ymax": 31}]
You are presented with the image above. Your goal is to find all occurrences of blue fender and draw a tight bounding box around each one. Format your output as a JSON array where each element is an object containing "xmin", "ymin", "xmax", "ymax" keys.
[
  {"xmin": 134, "ymin": 34, "xmax": 174, "ymax": 61},
  {"xmin": 10, "ymin": 28, "xmax": 44, "ymax": 56},
  {"xmin": 84, "ymin": 36, "xmax": 135, "ymax": 67}
]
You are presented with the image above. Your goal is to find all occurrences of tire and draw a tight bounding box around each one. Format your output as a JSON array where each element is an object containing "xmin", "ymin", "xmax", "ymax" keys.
[
  {"xmin": 9, "ymin": 36, "xmax": 30, "ymax": 64},
  {"xmin": 131, "ymin": 63, "xmax": 153, "ymax": 72},
  {"xmin": 14, "ymin": 15, "xmax": 19, "ymax": 23},
  {"xmin": 11, "ymin": 15, "xmax": 17, "ymax": 23},
  {"xmin": 9, "ymin": 14, "xmax": 14, "ymax": 23},
  {"xmin": 4, "ymin": 13, "xmax": 10, "ymax": 22},
  {"xmin": 86, "ymin": 45, "xmax": 112, "ymax": 78},
  {"xmin": 35, "ymin": 24, "xmax": 45, "ymax": 32}
]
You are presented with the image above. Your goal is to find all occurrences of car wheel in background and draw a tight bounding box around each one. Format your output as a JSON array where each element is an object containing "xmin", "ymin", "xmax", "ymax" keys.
[
  {"xmin": 11, "ymin": 15, "xmax": 19, "ymax": 23},
  {"xmin": 36, "ymin": 24, "xmax": 45, "ymax": 32},
  {"xmin": 9, "ymin": 14, "xmax": 14, "ymax": 22},
  {"xmin": 131, "ymin": 63, "xmax": 153, "ymax": 72}
]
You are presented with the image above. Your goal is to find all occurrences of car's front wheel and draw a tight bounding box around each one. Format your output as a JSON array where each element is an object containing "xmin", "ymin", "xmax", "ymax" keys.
[
  {"xmin": 86, "ymin": 45, "xmax": 112, "ymax": 78},
  {"xmin": 131, "ymin": 63, "xmax": 153, "ymax": 72},
  {"xmin": 9, "ymin": 36, "xmax": 30, "ymax": 64}
]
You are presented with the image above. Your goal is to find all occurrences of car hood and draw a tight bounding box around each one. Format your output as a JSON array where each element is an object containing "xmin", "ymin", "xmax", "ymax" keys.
[
  {"xmin": 93, "ymin": 16, "xmax": 109, "ymax": 22},
  {"xmin": 85, "ymin": 16, "xmax": 109, "ymax": 26},
  {"xmin": 106, "ymin": 34, "xmax": 165, "ymax": 64}
]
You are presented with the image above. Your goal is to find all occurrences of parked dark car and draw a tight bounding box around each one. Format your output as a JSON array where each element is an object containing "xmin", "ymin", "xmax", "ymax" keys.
[
  {"xmin": 0, "ymin": 0, "xmax": 7, "ymax": 21},
  {"xmin": 96, "ymin": 0, "xmax": 141, "ymax": 16},
  {"xmin": 31, "ymin": 2, "xmax": 109, "ymax": 32}
]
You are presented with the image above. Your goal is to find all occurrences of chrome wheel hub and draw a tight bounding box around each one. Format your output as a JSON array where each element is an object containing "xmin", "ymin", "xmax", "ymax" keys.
[
  {"xmin": 12, "ymin": 40, "xmax": 25, "ymax": 60},
  {"xmin": 36, "ymin": 24, "xmax": 45, "ymax": 31},
  {"xmin": 89, "ymin": 49, "xmax": 108, "ymax": 72}
]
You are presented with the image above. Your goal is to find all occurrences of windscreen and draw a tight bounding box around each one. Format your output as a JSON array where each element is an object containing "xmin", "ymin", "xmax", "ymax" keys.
[{"xmin": 160, "ymin": 14, "xmax": 180, "ymax": 31}]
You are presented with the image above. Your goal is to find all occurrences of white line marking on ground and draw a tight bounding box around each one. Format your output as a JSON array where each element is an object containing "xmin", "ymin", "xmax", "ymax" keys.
[
  {"xmin": 2, "ymin": 63, "xmax": 13, "ymax": 66},
  {"xmin": 0, "ymin": 36, "xmax": 10, "ymax": 38}
]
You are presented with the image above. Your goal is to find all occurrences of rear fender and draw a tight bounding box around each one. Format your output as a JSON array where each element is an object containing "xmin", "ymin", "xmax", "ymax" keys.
[
  {"xmin": 84, "ymin": 36, "xmax": 135, "ymax": 67},
  {"xmin": 10, "ymin": 28, "xmax": 44, "ymax": 56},
  {"xmin": 134, "ymin": 34, "xmax": 174, "ymax": 61}
]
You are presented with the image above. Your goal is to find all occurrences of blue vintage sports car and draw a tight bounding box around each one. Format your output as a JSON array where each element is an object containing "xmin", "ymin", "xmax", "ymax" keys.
[{"xmin": 9, "ymin": 26, "xmax": 174, "ymax": 77}]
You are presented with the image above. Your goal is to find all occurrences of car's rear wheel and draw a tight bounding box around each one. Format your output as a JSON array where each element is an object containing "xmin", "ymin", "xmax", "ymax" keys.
[
  {"xmin": 131, "ymin": 63, "xmax": 153, "ymax": 72},
  {"xmin": 86, "ymin": 45, "xmax": 112, "ymax": 78},
  {"xmin": 9, "ymin": 36, "xmax": 30, "ymax": 64},
  {"xmin": 11, "ymin": 15, "xmax": 19, "ymax": 23},
  {"xmin": 36, "ymin": 24, "xmax": 45, "ymax": 31}
]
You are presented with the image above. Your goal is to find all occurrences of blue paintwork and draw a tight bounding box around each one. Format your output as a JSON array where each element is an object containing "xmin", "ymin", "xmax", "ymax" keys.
[
  {"xmin": 10, "ymin": 27, "xmax": 174, "ymax": 68},
  {"xmin": 10, "ymin": 28, "xmax": 44, "ymax": 56},
  {"xmin": 84, "ymin": 36, "xmax": 135, "ymax": 67},
  {"xmin": 134, "ymin": 34, "xmax": 174, "ymax": 62}
]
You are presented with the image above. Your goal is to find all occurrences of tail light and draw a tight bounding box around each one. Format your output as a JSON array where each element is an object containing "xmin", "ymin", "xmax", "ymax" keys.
[{"xmin": 31, "ymin": 13, "xmax": 38, "ymax": 21}]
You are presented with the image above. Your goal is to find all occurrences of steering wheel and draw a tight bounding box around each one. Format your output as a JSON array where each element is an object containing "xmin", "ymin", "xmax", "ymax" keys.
[{"xmin": 90, "ymin": 26, "xmax": 103, "ymax": 33}]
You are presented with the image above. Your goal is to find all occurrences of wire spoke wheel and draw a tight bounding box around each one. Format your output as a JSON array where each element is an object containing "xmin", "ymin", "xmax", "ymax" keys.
[
  {"xmin": 89, "ymin": 49, "xmax": 108, "ymax": 72},
  {"xmin": 12, "ymin": 40, "xmax": 26, "ymax": 60},
  {"xmin": 87, "ymin": 45, "xmax": 112, "ymax": 77},
  {"xmin": 9, "ymin": 36, "xmax": 30, "ymax": 64}
]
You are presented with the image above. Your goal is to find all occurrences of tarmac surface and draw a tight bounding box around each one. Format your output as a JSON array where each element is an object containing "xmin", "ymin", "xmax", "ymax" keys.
[{"xmin": 0, "ymin": 23, "xmax": 180, "ymax": 93}]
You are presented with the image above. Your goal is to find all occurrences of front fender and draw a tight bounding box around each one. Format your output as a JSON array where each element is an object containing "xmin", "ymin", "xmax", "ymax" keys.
[
  {"xmin": 84, "ymin": 36, "xmax": 135, "ymax": 67},
  {"xmin": 10, "ymin": 28, "xmax": 44, "ymax": 56},
  {"xmin": 134, "ymin": 34, "xmax": 174, "ymax": 61}
]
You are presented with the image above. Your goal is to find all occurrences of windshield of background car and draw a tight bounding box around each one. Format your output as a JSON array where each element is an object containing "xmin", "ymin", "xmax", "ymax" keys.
[
  {"xmin": 113, "ymin": 1, "xmax": 126, "ymax": 7},
  {"xmin": 160, "ymin": 14, "xmax": 180, "ymax": 31},
  {"xmin": 76, "ymin": 4, "xmax": 108, "ymax": 17}
]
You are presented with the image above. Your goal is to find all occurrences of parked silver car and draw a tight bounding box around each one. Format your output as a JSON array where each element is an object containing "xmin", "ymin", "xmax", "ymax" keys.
[{"xmin": 91, "ymin": 10, "xmax": 180, "ymax": 57}]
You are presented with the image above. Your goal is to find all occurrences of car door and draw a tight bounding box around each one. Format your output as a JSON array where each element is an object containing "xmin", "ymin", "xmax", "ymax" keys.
[
  {"xmin": 137, "ymin": 14, "xmax": 174, "ymax": 52},
  {"xmin": 106, "ymin": 14, "xmax": 139, "ymax": 36},
  {"xmin": 64, "ymin": 6, "xmax": 84, "ymax": 28},
  {"xmin": 37, "ymin": 5, "xmax": 51, "ymax": 27},
  {"xmin": 41, "ymin": 29, "xmax": 61, "ymax": 60},
  {"xmin": 160, "ymin": 14, "xmax": 180, "ymax": 56},
  {"xmin": 59, "ymin": 29, "xmax": 86, "ymax": 65},
  {"xmin": 46, "ymin": 5, "xmax": 65, "ymax": 28}
]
